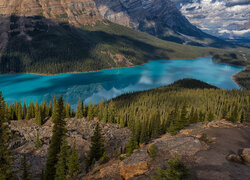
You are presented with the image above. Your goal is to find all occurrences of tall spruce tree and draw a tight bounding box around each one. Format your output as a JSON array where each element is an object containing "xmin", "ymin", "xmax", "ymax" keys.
[
  {"xmin": 20, "ymin": 154, "xmax": 31, "ymax": 180},
  {"xmin": 0, "ymin": 93, "xmax": 14, "ymax": 179},
  {"xmin": 34, "ymin": 102, "xmax": 42, "ymax": 125},
  {"xmin": 68, "ymin": 141, "xmax": 81, "ymax": 179},
  {"xmin": 87, "ymin": 100, "xmax": 94, "ymax": 120},
  {"xmin": 126, "ymin": 130, "xmax": 139, "ymax": 156},
  {"xmin": 35, "ymin": 133, "xmax": 42, "ymax": 148},
  {"xmin": 86, "ymin": 123, "xmax": 105, "ymax": 171},
  {"xmin": 45, "ymin": 97, "xmax": 66, "ymax": 180},
  {"xmin": 75, "ymin": 98, "xmax": 83, "ymax": 119},
  {"xmin": 65, "ymin": 100, "xmax": 71, "ymax": 118},
  {"xmin": 55, "ymin": 136, "xmax": 70, "ymax": 180}
]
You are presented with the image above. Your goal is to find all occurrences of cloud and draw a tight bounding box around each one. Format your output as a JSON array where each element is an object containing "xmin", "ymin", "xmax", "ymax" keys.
[
  {"xmin": 232, "ymin": 29, "xmax": 250, "ymax": 36},
  {"xmin": 173, "ymin": 0, "xmax": 250, "ymax": 39}
]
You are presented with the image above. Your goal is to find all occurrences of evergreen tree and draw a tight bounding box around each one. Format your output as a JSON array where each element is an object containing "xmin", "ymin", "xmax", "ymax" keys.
[
  {"xmin": 97, "ymin": 98, "xmax": 104, "ymax": 121},
  {"xmin": 0, "ymin": 93, "xmax": 14, "ymax": 179},
  {"xmin": 17, "ymin": 102, "xmax": 23, "ymax": 120},
  {"xmin": 75, "ymin": 98, "xmax": 83, "ymax": 119},
  {"xmin": 126, "ymin": 131, "xmax": 139, "ymax": 156},
  {"xmin": 45, "ymin": 97, "xmax": 66, "ymax": 180},
  {"xmin": 51, "ymin": 95, "xmax": 57, "ymax": 122},
  {"xmin": 83, "ymin": 104, "xmax": 88, "ymax": 118},
  {"xmin": 67, "ymin": 141, "xmax": 81, "ymax": 179},
  {"xmin": 150, "ymin": 111, "xmax": 161, "ymax": 138},
  {"xmin": 86, "ymin": 123, "xmax": 105, "ymax": 171},
  {"xmin": 55, "ymin": 136, "xmax": 70, "ymax": 180},
  {"xmin": 20, "ymin": 154, "xmax": 31, "ymax": 180},
  {"xmin": 179, "ymin": 102, "xmax": 188, "ymax": 128},
  {"xmin": 229, "ymin": 104, "xmax": 239, "ymax": 123},
  {"xmin": 34, "ymin": 102, "xmax": 42, "ymax": 125},
  {"xmin": 23, "ymin": 100, "xmax": 27, "ymax": 120},
  {"xmin": 87, "ymin": 100, "xmax": 94, "ymax": 120},
  {"xmin": 35, "ymin": 133, "xmax": 42, "ymax": 148},
  {"xmin": 107, "ymin": 101, "xmax": 116, "ymax": 123},
  {"xmin": 65, "ymin": 100, "xmax": 71, "ymax": 118}
]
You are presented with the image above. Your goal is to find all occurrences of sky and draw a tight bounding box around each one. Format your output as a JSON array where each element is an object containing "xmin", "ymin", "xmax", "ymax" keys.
[{"xmin": 172, "ymin": 0, "xmax": 250, "ymax": 39}]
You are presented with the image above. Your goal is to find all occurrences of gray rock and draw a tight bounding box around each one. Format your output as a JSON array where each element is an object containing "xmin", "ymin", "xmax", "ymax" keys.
[
  {"xmin": 226, "ymin": 154, "xmax": 244, "ymax": 164},
  {"xmin": 240, "ymin": 148, "xmax": 250, "ymax": 163}
]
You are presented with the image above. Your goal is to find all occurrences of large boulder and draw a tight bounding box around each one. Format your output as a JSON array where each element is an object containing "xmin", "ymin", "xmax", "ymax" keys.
[
  {"xmin": 241, "ymin": 148, "xmax": 250, "ymax": 163},
  {"xmin": 120, "ymin": 149, "xmax": 151, "ymax": 180}
]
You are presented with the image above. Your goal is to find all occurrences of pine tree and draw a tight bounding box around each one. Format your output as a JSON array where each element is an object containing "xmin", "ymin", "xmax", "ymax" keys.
[
  {"xmin": 150, "ymin": 111, "xmax": 161, "ymax": 138},
  {"xmin": 21, "ymin": 154, "xmax": 31, "ymax": 180},
  {"xmin": 179, "ymin": 102, "xmax": 188, "ymax": 128},
  {"xmin": 102, "ymin": 106, "xmax": 108, "ymax": 123},
  {"xmin": 0, "ymin": 93, "xmax": 14, "ymax": 179},
  {"xmin": 55, "ymin": 136, "xmax": 70, "ymax": 180},
  {"xmin": 17, "ymin": 102, "xmax": 23, "ymax": 120},
  {"xmin": 65, "ymin": 100, "xmax": 71, "ymax": 118},
  {"xmin": 107, "ymin": 100, "xmax": 116, "ymax": 123},
  {"xmin": 75, "ymin": 98, "xmax": 83, "ymax": 119},
  {"xmin": 86, "ymin": 123, "xmax": 105, "ymax": 171},
  {"xmin": 34, "ymin": 102, "xmax": 42, "ymax": 125},
  {"xmin": 23, "ymin": 100, "xmax": 27, "ymax": 120},
  {"xmin": 126, "ymin": 131, "xmax": 139, "ymax": 156},
  {"xmin": 97, "ymin": 98, "xmax": 104, "ymax": 121},
  {"xmin": 67, "ymin": 141, "xmax": 81, "ymax": 179},
  {"xmin": 87, "ymin": 100, "xmax": 94, "ymax": 120},
  {"xmin": 35, "ymin": 133, "xmax": 42, "ymax": 148},
  {"xmin": 51, "ymin": 95, "xmax": 57, "ymax": 122},
  {"xmin": 45, "ymin": 97, "xmax": 66, "ymax": 180}
]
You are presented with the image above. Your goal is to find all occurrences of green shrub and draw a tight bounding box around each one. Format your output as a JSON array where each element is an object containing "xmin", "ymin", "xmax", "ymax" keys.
[
  {"xmin": 99, "ymin": 152, "xmax": 109, "ymax": 164},
  {"xmin": 150, "ymin": 156, "xmax": 189, "ymax": 180},
  {"xmin": 148, "ymin": 144, "xmax": 157, "ymax": 158}
]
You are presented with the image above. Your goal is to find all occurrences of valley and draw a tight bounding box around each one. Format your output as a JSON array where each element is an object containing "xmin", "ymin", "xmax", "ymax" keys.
[{"xmin": 0, "ymin": 0, "xmax": 250, "ymax": 179}]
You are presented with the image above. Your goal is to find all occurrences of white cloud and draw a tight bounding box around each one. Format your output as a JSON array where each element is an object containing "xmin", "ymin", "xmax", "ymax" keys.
[
  {"xmin": 176, "ymin": 0, "xmax": 250, "ymax": 38},
  {"xmin": 232, "ymin": 29, "xmax": 250, "ymax": 36}
]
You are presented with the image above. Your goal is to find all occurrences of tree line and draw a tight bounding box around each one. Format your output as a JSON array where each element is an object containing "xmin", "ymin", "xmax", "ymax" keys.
[{"xmin": 1, "ymin": 79, "xmax": 250, "ymax": 179}]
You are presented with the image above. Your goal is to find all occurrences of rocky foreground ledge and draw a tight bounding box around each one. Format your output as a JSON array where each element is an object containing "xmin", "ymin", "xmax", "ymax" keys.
[
  {"xmin": 8, "ymin": 118, "xmax": 130, "ymax": 178},
  {"xmin": 85, "ymin": 120, "xmax": 250, "ymax": 180},
  {"xmin": 7, "ymin": 119, "xmax": 250, "ymax": 179}
]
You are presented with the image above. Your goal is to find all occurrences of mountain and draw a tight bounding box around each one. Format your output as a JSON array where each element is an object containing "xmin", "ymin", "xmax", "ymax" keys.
[
  {"xmin": 0, "ymin": 0, "xmax": 103, "ymax": 26},
  {"xmin": 93, "ymin": 0, "xmax": 233, "ymax": 48},
  {"xmin": 0, "ymin": 0, "xmax": 247, "ymax": 74},
  {"xmin": 172, "ymin": 0, "xmax": 250, "ymax": 41}
]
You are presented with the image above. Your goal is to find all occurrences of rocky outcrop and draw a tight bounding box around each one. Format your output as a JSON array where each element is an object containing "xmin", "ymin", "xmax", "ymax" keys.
[
  {"xmin": 84, "ymin": 120, "xmax": 250, "ymax": 180},
  {"xmin": 120, "ymin": 149, "xmax": 151, "ymax": 180},
  {"xmin": 8, "ymin": 118, "xmax": 130, "ymax": 178},
  {"xmin": 8, "ymin": 118, "xmax": 250, "ymax": 179},
  {"xmin": 241, "ymin": 148, "xmax": 250, "ymax": 163}
]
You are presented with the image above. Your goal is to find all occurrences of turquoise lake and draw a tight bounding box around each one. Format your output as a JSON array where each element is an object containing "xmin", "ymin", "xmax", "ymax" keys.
[{"xmin": 0, "ymin": 57, "xmax": 243, "ymax": 109}]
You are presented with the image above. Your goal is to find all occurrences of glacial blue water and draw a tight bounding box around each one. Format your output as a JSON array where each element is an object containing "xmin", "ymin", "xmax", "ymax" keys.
[{"xmin": 0, "ymin": 57, "xmax": 243, "ymax": 109}]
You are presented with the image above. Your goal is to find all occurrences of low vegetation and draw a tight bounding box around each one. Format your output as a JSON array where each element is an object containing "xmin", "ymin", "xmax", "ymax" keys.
[{"xmin": 150, "ymin": 156, "xmax": 189, "ymax": 180}]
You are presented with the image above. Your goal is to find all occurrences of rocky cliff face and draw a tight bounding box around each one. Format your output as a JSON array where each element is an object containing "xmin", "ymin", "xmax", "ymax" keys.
[
  {"xmin": 0, "ymin": 0, "xmax": 231, "ymax": 48},
  {"xmin": 95, "ymin": 0, "xmax": 199, "ymax": 35},
  {"xmin": 0, "ymin": 0, "xmax": 103, "ymax": 26},
  {"xmin": 94, "ymin": 0, "xmax": 230, "ymax": 47}
]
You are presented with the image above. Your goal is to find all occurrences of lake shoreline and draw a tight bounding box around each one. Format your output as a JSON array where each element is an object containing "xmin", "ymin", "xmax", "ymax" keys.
[
  {"xmin": 1, "ymin": 56, "xmax": 236, "ymax": 76},
  {"xmin": 1, "ymin": 57, "xmax": 245, "ymax": 90}
]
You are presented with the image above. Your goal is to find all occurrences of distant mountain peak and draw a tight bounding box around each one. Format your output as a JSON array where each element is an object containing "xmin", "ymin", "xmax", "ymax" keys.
[{"xmin": 94, "ymin": 0, "xmax": 233, "ymax": 48}]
